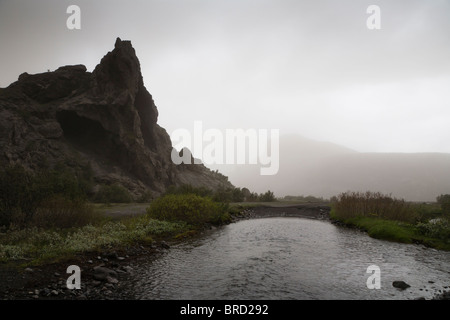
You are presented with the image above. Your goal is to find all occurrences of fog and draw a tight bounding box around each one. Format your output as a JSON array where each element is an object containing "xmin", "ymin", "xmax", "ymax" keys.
[
  {"xmin": 1, "ymin": 0, "xmax": 449, "ymax": 200},
  {"xmin": 208, "ymin": 134, "xmax": 450, "ymax": 201}
]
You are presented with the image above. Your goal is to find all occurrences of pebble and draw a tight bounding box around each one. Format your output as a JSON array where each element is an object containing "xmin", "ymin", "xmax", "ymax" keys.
[
  {"xmin": 106, "ymin": 276, "xmax": 119, "ymax": 284},
  {"xmin": 122, "ymin": 266, "xmax": 133, "ymax": 273},
  {"xmin": 160, "ymin": 241, "xmax": 170, "ymax": 249}
]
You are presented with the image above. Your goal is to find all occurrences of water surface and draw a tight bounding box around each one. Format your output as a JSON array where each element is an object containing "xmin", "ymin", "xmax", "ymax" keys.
[{"xmin": 125, "ymin": 217, "xmax": 450, "ymax": 300}]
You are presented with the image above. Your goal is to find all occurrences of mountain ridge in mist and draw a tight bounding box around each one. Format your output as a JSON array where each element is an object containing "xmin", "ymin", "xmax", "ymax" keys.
[{"xmin": 209, "ymin": 134, "xmax": 450, "ymax": 202}]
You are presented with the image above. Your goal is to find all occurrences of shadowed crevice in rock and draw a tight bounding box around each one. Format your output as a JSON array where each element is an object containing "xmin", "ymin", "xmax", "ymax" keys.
[{"xmin": 135, "ymin": 85, "xmax": 158, "ymax": 151}]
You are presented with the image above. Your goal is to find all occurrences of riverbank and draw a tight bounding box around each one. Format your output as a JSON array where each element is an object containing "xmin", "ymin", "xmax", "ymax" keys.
[
  {"xmin": 230, "ymin": 202, "xmax": 331, "ymax": 221},
  {"xmin": 0, "ymin": 200, "xmax": 241, "ymax": 300},
  {"xmin": 1, "ymin": 202, "xmax": 449, "ymax": 300},
  {"xmin": 329, "ymin": 212, "xmax": 450, "ymax": 252},
  {"xmin": 0, "ymin": 202, "xmax": 328, "ymax": 300},
  {"xmin": 0, "ymin": 240, "xmax": 172, "ymax": 300}
]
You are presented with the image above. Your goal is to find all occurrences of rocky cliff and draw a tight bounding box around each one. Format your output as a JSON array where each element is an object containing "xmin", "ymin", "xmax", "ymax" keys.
[{"xmin": 0, "ymin": 38, "xmax": 231, "ymax": 198}]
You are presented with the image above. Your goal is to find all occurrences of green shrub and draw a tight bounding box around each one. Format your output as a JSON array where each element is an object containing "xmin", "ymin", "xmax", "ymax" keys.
[
  {"xmin": 0, "ymin": 164, "xmax": 94, "ymax": 227},
  {"xmin": 165, "ymin": 184, "xmax": 213, "ymax": 198},
  {"xmin": 259, "ymin": 190, "xmax": 276, "ymax": 202},
  {"xmin": 332, "ymin": 191, "xmax": 416, "ymax": 223},
  {"xmin": 0, "ymin": 164, "xmax": 35, "ymax": 225},
  {"xmin": 417, "ymin": 219, "xmax": 450, "ymax": 241},
  {"xmin": 282, "ymin": 195, "xmax": 326, "ymax": 202},
  {"xmin": 94, "ymin": 184, "xmax": 133, "ymax": 203},
  {"xmin": 437, "ymin": 194, "xmax": 450, "ymax": 218},
  {"xmin": 411, "ymin": 202, "xmax": 443, "ymax": 223},
  {"xmin": 31, "ymin": 195, "xmax": 100, "ymax": 229},
  {"xmin": 165, "ymin": 184, "xmax": 248, "ymax": 203},
  {"xmin": 136, "ymin": 190, "xmax": 154, "ymax": 203},
  {"xmin": 146, "ymin": 194, "xmax": 229, "ymax": 226}
]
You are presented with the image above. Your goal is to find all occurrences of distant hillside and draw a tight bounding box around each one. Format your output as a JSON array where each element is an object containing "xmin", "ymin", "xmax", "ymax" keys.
[
  {"xmin": 0, "ymin": 38, "xmax": 232, "ymax": 198},
  {"xmin": 209, "ymin": 134, "xmax": 450, "ymax": 202}
]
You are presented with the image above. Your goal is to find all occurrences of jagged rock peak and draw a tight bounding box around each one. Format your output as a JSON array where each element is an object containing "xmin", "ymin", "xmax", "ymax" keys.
[
  {"xmin": 93, "ymin": 37, "xmax": 143, "ymax": 98},
  {"xmin": 115, "ymin": 37, "xmax": 129, "ymax": 48},
  {"xmin": 0, "ymin": 38, "xmax": 234, "ymax": 198}
]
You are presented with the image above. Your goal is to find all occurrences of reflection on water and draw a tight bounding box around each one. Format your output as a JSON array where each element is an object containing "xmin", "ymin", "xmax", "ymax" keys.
[{"xmin": 125, "ymin": 218, "xmax": 450, "ymax": 300}]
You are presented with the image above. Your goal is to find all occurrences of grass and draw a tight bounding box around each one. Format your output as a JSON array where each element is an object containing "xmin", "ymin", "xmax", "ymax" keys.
[
  {"xmin": 0, "ymin": 197, "xmax": 251, "ymax": 265},
  {"xmin": 146, "ymin": 193, "xmax": 231, "ymax": 226},
  {"xmin": 0, "ymin": 211, "xmax": 190, "ymax": 265},
  {"xmin": 330, "ymin": 193, "xmax": 450, "ymax": 251},
  {"xmin": 332, "ymin": 214, "xmax": 416, "ymax": 244}
]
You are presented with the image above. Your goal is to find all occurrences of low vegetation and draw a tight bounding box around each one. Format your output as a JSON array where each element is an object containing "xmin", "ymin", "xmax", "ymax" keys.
[
  {"xmin": 93, "ymin": 184, "xmax": 133, "ymax": 204},
  {"xmin": 0, "ymin": 166, "xmax": 253, "ymax": 264},
  {"xmin": 0, "ymin": 164, "xmax": 194, "ymax": 264},
  {"xmin": 146, "ymin": 193, "xmax": 231, "ymax": 226},
  {"xmin": 281, "ymin": 195, "xmax": 328, "ymax": 203},
  {"xmin": 0, "ymin": 215, "xmax": 188, "ymax": 264},
  {"xmin": 165, "ymin": 184, "xmax": 276, "ymax": 202},
  {"xmin": 0, "ymin": 164, "xmax": 93, "ymax": 228},
  {"xmin": 330, "ymin": 191, "xmax": 450, "ymax": 250}
]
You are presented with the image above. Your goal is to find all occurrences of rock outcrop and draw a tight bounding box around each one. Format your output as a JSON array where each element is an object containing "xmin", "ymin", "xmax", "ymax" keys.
[{"xmin": 0, "ymin": 38, "xmax": 231, "ymax": 198}]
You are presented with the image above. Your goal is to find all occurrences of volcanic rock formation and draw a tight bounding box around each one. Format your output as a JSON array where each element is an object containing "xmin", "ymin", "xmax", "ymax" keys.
[{"xmin": 0, "ymin": 38, "xmax": 231, "ymax": 198}]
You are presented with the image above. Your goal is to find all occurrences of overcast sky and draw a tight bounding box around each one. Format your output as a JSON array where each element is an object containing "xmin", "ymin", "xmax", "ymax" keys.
[{"xmin": 1, "ymin": 0, "xmax": 449, "ymax": 154}]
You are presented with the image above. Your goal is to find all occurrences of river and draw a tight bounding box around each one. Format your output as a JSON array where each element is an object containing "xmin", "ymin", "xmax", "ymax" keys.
[{"xmin": 122, "ymin": 217, "xmax": 450, "ymax": 300}]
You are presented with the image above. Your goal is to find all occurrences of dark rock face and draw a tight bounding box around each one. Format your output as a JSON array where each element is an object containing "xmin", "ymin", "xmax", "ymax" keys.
[{"xmin": 0, "ymin": 38, "xmax": 231, "ymax": 197}]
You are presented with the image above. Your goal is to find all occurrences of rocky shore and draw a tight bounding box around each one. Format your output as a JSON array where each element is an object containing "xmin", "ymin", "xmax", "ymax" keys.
[
  {"xmin": 231, "ymin": 203, "xmax": 331, "ymax": 222},
  {"xmin": 1, "ymin": 203, "xmax": 448, "ymax": 300},
  {"xmin": 0, "ymin": 241, "xmax": 172, "ymax": 300}
]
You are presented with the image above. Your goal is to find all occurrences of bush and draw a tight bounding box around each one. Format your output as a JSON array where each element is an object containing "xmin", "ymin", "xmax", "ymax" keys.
[
  {"xmin": 94, "ymin": 184, "xmax": 133, "ymax": 203},
  {"xmin": 332, "ymin": 191, "xmax": 415, "ymax": 223},
  {"xmin": 31, "ymin": 195, "xmax": 100, "ymax": 229},
  {"xmin": 411, "ymin": 202, "xmax": 442, "ymax": 223},
  {"xmin": 165, "ymin": 184, "xmax": 248, "ymax": 203},
  {"xmin": 146, "ymin": 194, "xmax": 229, "ymax": 226},
  {"xmin": 437, "ymin": 194, "xmax": 450, "ymax": 218},
  {"xmin": 0, "ymin": 164, "xmax": 93, "ymax": 228},
  {"xmin": 165, "ymin": 184, "xmax": 213, "ymax": 198},
  {"xmin": 282, "ymin": 195, "xmax": 326, "ymax": 202},
  {"xmin": 417, "ymin": 219, "xmax": 450, "ymax": 241},
  {"xmin": 212, "ymin": 186, "xmax": 246, "ymax": 202},
  {"xmin": 0, "ymin": 164, "xmax": 34, "ymax": 225},
  {"xmin": 259, "ymin": 190, "xmax": 276, "ymax": 202},
  {"xmin": 136, "ymin": 190, "xmax": 154, "ymax": 203}
]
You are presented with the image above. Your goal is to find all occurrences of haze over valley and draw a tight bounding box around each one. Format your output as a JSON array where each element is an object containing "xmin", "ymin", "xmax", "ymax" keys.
[{"xmin": 209, "ymin": 134, "xmax": 450, "ymax": 201}]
